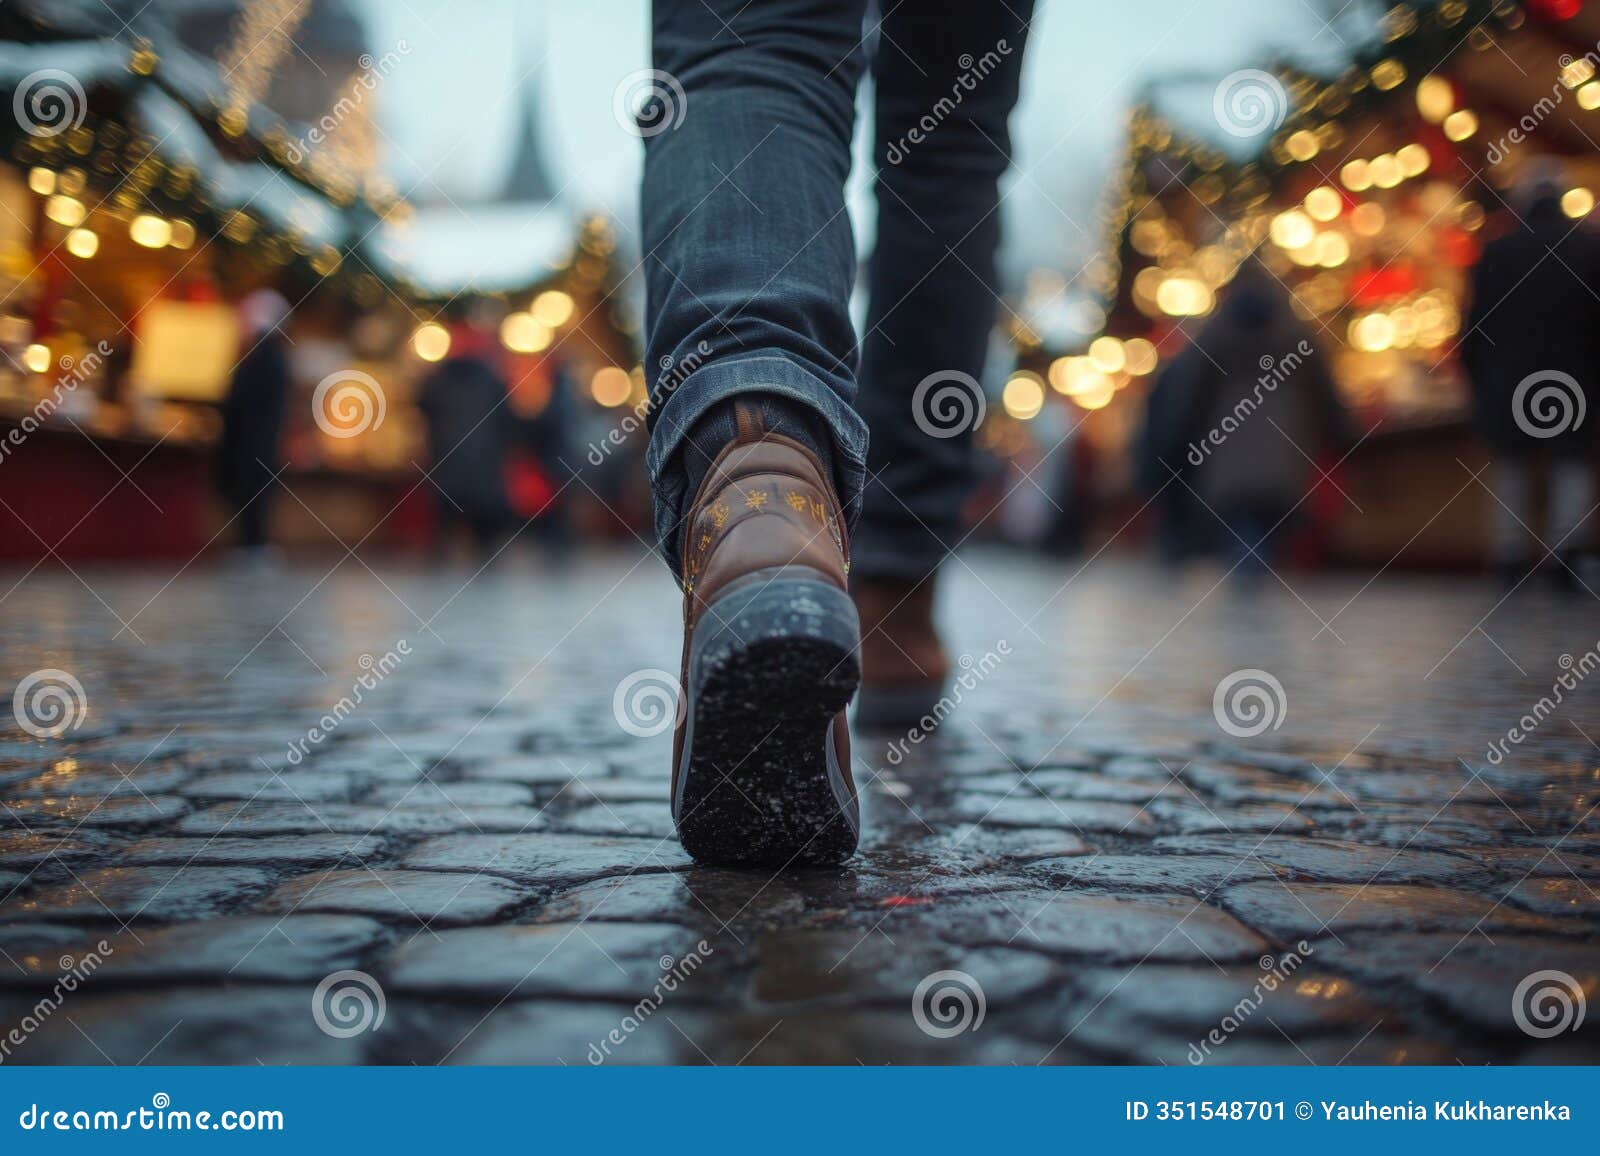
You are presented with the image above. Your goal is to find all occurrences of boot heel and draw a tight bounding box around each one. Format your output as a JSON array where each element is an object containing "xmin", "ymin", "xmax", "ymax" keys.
[{"xmin": 675, "ymin": 568, "xmax": 860, "ymax": 866}]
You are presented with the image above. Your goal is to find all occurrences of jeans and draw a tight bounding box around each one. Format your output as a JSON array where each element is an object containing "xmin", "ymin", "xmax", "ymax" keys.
[
  {"xmin": 1489, "ymin": 457, "xmax": 1597, "ymax": 565},
  {"xmin": 641, "ymin": 0, "xmax": 1032, "ymax": 580}
]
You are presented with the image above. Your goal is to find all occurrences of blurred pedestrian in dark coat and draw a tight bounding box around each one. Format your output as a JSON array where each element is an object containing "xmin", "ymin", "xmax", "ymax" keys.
[
  {"xmin": 1141, "ymin": 263, "xmax": 1350, "ymax": 578},
  {"xmin": 216, "ymin": 289, "xmax": 291, "ymax": 558},
  {"xmin": 1462, "ymin": 159, "xmax": 1600, "ymax": 587},
  {"xmin": 416, "ymin": 319, "xmax": 515, "ymax": 557}
]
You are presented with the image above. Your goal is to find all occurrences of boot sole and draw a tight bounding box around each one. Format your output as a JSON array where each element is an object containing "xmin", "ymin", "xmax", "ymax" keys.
[{"xmin": 674, "ymin": 568, "xmax": 861, "ymax": 867}]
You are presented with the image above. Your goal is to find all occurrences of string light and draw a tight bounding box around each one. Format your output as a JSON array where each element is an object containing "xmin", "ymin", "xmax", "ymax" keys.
[
  {"xmin": 1443, "ymin": 109, "xmax": 1478, "ymax": 141},
  {"xmin": 532, "ymin": 290, "xmax": 575, "ymax": 327},
  {"xmin": 1415, "ymin": 75, "xmax": 1453, "ymax": 122},
  {"xmin": 1002, "ymin": 372, "xmax": 1045, "ymax": 420},
  {"xmin": 129, "ymin": 215, "xmax": 172, "ymax": 248},
  {"xmin": 591, "ymin": 366, "xmax": 631, "ymax": 407},
  {"xmin": 412, "ymin": 323, "xmax": 450, "ymax": 362},
  {"xmin": 500, "ymin": 311, "xmax": 552, "ymax": 353},
  {"xmin": 65, "ymin": 228, "xmax": 98, "ymax": 258},
  {"xmin": 1088, "ymin": 335, "xmax": 1126, "ymax": 374},
  {"xmin": 44, "ymin": 195, "xmax": 85, "ymax": 227}
]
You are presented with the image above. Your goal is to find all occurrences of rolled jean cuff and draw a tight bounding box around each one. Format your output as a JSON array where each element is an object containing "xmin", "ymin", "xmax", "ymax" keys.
[{"xmin": 647, "ymin": 354, "xmax": 869, "ymax": 575}]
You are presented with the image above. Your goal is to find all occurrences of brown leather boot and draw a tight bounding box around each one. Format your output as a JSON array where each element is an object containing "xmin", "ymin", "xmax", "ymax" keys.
[
  {"xmin": 851, "ymin": 574, "xmax": 949, "ymax": 730},
  {"xmin": 671, "ymin": 402, "xmax": 860, "ymax": 867}
]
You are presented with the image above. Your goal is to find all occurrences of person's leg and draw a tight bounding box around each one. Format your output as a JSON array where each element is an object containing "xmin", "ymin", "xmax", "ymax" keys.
[
  {"xmin": 641, "ymin": 0, "xmax": 872, "ymax": 866},
  {"xmin": 1488, "ymin": 457, "xmax": 1532, "ymax": 578},
  {"xmin": 1549, "ymin": 455, "xmax": 1596, "ymax": 587},
  {"xmin": 854, "ymin": 2, "xmax": 1033, "ymax": 580},
  {"xmin": 236, "ymin": 492, "xmax": 268, "ymax": 551},
  {"xmin": 642, "ymin": 0, "xmax": 871, "ymax": 578},
  {"xmin": 1549, "ymin": 457, "xmax": 1595, "ymax": 552},
  {"xmin": 851, "ymin": 2, "xmax": 1032, "ymax": 727}
]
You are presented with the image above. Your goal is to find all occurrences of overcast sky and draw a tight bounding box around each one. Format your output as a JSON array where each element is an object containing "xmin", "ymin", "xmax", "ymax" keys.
[{"xmin": 359, "ymin": 0, "xmax": 1372, "ymax": 286}]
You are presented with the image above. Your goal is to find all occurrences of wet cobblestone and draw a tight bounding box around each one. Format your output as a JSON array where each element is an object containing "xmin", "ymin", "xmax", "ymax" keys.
[{"xmin": 0, "ymin": 549, "xmax": 1596, "ymax": 1064}]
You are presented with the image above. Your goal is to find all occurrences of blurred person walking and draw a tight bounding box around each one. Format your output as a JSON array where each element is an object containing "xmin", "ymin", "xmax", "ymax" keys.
[
  {"xmin": 637, "ymin": 0, "xmax": 1032, "ymax": 865},
  {"xmin": 1463, "ymin": 160, "xmax": 1600, "ymax": 590},
  {"xmin": 215, "ymin": 289, "xmax": 292, "ymax": 566},
  {"xmin": 416, "ymin": 310, "xmax": 517, "ymax": 561},
  {"xmin": 1141, "ymin": 263, "xmax": 1349, "ymax": 582}
]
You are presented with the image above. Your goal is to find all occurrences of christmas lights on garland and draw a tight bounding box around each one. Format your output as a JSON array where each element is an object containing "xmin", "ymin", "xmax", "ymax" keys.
[{"xmin": 1071, "ymin": 0, "xmax": 1548, "ymax": 354}]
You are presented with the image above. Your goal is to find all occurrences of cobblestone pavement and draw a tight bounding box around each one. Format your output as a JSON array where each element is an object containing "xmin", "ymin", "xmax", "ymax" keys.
[{"xmin": 0, "ymin": 548, "xmax": 1596, "ymax": 1065}]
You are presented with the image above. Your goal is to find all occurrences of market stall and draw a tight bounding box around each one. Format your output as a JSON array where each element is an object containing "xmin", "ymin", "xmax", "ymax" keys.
[{"xmin": 1019, "ymin": 0, "xmax": 1600, "ymax": 566}]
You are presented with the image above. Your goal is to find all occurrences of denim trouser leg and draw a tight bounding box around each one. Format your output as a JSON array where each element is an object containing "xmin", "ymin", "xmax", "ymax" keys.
[
  {"xmin": 853, "ymin": 2, "xmax": 1033, "ymax": 581},
  {"xmin": 642, "ymin": 0, "xmax": 872, "ymax": 576}
]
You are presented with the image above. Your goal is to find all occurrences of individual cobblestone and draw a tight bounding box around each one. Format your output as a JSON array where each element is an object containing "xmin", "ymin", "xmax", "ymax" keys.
[{"xmin": 258, "ymin": 869, "xmax": 526, "ymax": 925}]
